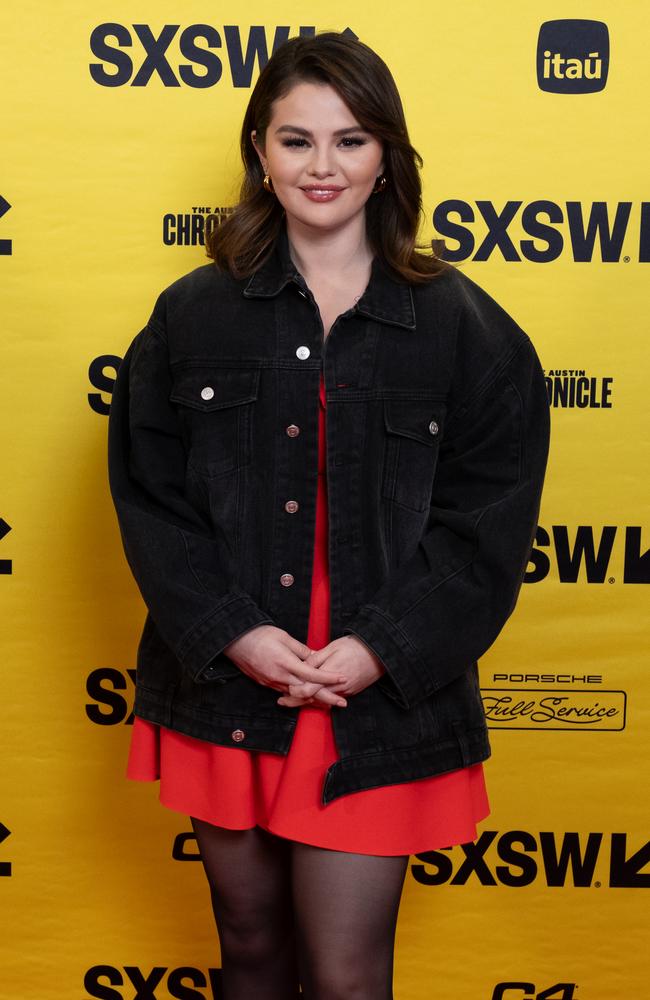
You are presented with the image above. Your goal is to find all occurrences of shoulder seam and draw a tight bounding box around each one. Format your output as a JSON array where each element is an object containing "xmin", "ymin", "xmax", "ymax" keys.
[{"xmin": 448, "ymin": 334, "xmax": 532, "ymax": 425}]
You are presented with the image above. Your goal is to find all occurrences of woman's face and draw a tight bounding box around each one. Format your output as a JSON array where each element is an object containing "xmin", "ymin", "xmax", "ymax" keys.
[{"xmin": 251, "ymin": 81, "xmax": 384, "ymax": 235}]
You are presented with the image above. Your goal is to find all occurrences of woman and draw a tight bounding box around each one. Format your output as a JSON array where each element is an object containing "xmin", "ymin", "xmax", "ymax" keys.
[{"xmin": 108, "ymin": 31, "xmax": 550, "ymax": 1000}]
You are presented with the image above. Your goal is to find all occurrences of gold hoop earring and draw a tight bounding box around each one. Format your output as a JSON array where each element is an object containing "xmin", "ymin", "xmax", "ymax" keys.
[
  {"xmin": 372, "ymin": 174, "xmax": 387, "ymax": 194},
  {"xmin": 263, "ymin": 173, "xmax": 275, "ymax": 194}
]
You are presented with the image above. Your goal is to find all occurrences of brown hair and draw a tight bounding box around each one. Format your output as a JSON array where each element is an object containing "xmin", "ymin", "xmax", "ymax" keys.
[{"xmin": 206, "ymin": 31, "xmax": 452, "ymax": 283}]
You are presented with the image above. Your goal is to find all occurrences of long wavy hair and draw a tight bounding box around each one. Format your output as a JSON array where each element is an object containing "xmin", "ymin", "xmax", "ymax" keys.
[{"xmin": 206, "ymin": 31, "xmax": 451, "ymax": 283}]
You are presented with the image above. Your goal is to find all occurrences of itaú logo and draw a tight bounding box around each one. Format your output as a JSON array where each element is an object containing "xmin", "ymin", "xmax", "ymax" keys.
[{"xmin": 537, "ymin": 19, "xmax": 609, "ymax": 93}]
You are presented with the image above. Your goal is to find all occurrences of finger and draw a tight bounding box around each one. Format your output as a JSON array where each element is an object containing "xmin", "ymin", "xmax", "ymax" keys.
[
  {"xmin": 301, "ymin": 646, "xmax": 332, "ymax": 668},
  {"xmin": 314, "ymin": 688, "xmax": 348, "ymax": 708},
  {"xmin": 311, "ymin": 686, "xmax": 348, "ymax": 707},
  {"xmin": 283, "ymin": 662, "xmax": 347, "ymax": 686},
  {"xmin": 288, "ymin": 682, "xmax": 322, "ymax": 698},
  {"xmin": 283, "ymin": 635, "xmax": 314, "ymax": 660}
]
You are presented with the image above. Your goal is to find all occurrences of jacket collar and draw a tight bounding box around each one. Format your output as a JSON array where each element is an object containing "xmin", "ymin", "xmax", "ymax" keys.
[{"xmin": 243, "ymin": 219, "xmax": 416, "ymax": 330}]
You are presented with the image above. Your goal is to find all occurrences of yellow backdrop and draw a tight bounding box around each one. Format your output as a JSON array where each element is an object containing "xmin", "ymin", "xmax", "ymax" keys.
[{"xmin": 1, "ymin": 2, "xmax": 648, "ymax": 998}]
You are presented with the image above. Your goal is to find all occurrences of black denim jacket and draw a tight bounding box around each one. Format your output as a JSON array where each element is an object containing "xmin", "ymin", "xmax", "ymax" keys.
[{"xmin": 107, "ymin": 222, "xmax": 550, "ymax": 804}]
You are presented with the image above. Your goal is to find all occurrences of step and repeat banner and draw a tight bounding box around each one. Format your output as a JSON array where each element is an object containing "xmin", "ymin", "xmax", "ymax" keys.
[{"xmin": 1, "ymin": 2, "xmax": 648, "ymax": 998}]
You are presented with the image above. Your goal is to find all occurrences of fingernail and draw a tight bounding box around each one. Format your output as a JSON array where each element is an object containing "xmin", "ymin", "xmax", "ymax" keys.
[{"xmin": 336, "ymin": 699, "xmax": 347, "ymax": 707}]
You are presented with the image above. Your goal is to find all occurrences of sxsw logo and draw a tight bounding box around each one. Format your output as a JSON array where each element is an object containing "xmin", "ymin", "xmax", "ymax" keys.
[
  {"xmin": 433, "ymin": 199, "xmax": 650, "ymax": 263},
  {"xmin": 84, "ymin": 966, "xmax": 223, "ymax": 998},
  {"xmin": 0, "ymin": 518, "xmax": 12, "ymax": 576},
  {"xmin": 0, "ymin": 195, "xmax": 11, "ymax": 255},
  {"xmin": 0, "ymin": 822, "xmax": 11, "ymax": 877},
  {"xmin": 89, "ymin": 24, "xmax": 356, "ymax": 88},
  {"xmin": 528, "ymin": 525, "xmax": 649, "ymax": 584},
  {"xmin": 412, "ymin": 831, "xmax": 650, "ymax": 888},
  {"xmin": 537, "ymin": 19, "xmax": 609, "ymax": 93}
]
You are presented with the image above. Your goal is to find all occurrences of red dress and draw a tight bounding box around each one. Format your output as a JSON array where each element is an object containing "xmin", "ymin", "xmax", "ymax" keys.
[{"xmin": 126, "ymin": 373, "xmax": 490, "ymax": 855}]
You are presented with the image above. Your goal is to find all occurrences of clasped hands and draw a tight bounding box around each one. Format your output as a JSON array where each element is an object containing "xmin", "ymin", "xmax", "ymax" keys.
[{"xmin": 223, "ymin": 624, "xmax": 386, "ymax": 709}]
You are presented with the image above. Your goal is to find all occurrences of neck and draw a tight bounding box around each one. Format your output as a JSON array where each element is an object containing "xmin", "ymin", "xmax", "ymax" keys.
[{"xmin": 285, "ymin": 214, "xmax": 373, "ymax": 282}]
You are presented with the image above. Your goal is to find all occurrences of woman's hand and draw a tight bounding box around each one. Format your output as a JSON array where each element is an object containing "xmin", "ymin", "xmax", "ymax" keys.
[
  {"xmin": 276, "ymin": 635, "xmax": 387, "ymax": 708},
  {"xmin": 223, "ymin": 625, "xmax": 348, "ymax": 708}
]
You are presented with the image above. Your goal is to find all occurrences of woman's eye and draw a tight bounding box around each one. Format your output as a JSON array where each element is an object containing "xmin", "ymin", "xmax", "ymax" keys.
[{"xmin": 280, "ymin": 136, "xmax": 368, "ymax": 148}]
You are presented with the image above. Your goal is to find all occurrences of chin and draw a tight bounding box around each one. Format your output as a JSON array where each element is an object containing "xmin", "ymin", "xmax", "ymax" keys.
[
  {"xmin": 286, "ymin": 209, "xmax": 343, "ymax": 230},
  {"xmin": 285, "ymin": 202, "xmax": 362, "ymax": 232}
]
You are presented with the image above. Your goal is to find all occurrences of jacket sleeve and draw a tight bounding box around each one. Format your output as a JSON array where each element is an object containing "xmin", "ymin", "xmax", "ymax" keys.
[
  {"xmin": 107, "ymin": 301, "xmax": 275, "ymax": 683},
  {"xmin": 342, "ymin": 284, "xmax": 551, "ymax": 710}
]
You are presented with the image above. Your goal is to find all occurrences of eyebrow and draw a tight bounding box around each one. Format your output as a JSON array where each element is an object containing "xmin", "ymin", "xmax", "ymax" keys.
[{"xmin": 274, "ymin": 125, "xmax": 368, "ymax": 136}]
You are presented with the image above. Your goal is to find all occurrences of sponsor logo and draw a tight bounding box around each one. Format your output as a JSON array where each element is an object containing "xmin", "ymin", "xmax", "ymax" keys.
[
  {"xmin": 527, "ymin": 525, "xmax": 649, "ymax": 584},
  {"xmin": 83, "ymin": 965, "xmax": 222, "ymax": 999},
  {"xmin": 0, "ymin": 195, "xmax": 11, "ymax": 256},
  {"xmin": 163, "ymin": 206, "xmax": 234, "ymax": 246},
  {"xmin": 89, "ymin": 24, "xmax": 356, "ymax": 88},
  {"xmin": 86, "ymin": 668, "xmax": 135, "ymax": 725},
  {"xmin": 0, "ymin": 822, "xmax": 11, "ymax": 877},
  {"xmin": 0, "ymin": 518, "xmax": 11, "ymax": 576},
  {"xmin": 543, "ymin": 370, "xmax": 613, "ymax": 408},
  {"xmin": 412, "ymin": 831, "xmax": 650, "ymax": 888},
  {"xmin": 492, "ymin": 673, "xmax": 602, "ymax": 685},
  {"xmin": 537, "ymin": 19, "xmax": 609, "ymax": 94},
  {"xmin": 492, "ymin": 986, "xmax": 577, "ymax": 1000},
  {"xmin": 481, "ymin": 689, "xmax": 626, "ymax": 731},
  {"xmin": 172, "ymin": 831, "xmax": 201, "ymax": 861},
  {"xmin": 433, "ymin": 200, "xmax": 650, "ymax": 263},
  {"xmin": 89, "ymin": 355, "xmax": 121, "ymax": 416}
]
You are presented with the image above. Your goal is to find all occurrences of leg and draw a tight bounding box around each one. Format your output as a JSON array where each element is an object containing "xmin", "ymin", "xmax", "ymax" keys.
[
  {"xmin": 190, "ymin": 817, "xmax": 301, "ymax": 1000},
  {"xmin": 291, "ymin": 842, "xmax": 409, "ymax": 1000}
]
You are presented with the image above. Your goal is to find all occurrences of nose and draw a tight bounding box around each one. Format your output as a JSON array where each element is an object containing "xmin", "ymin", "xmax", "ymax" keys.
[{"xmin": 307, "ymin": 144, "xmax": 337, "ymax": 178}]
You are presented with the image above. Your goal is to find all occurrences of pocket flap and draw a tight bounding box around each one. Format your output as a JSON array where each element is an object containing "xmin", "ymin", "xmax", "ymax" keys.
[
  {"xmin": 170, "ymin": 366, "xmax": 261, "ymax": 412},
  {"xmin": 383, "ymin": 398, "xmax": 445, "ymax": 445}
]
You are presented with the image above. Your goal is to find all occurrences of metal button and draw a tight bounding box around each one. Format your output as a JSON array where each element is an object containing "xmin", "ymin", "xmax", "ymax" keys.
[
  {"xmin": 428, "ymin": 420, "xmax": 439, "ymax": 436},
  {"xmin": 296, "ymin": 346, "xmax": 310, "ymax": 360},
  {"xmin": 280, "ymin": 573, "xmax": 295, "ymax": 587},
  {"xmin": 286, "ymin": 424, "xmax": 300, "ymax": 437},
  {"xmin": 201, "ymin": 386, "xmax": 215, "ymax": 401},
  {"xmin": 285, "ymin": 500, "xmax": 299, "ymax": 513},
  {"xmin": 231, "ymin": 729, "xmax": 246, "ymax": 743}
]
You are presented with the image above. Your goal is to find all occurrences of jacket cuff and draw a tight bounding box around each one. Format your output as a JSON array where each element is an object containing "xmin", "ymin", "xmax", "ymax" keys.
[
  {"xmin": 176, "ymin": 590, "xmax": 275, "ymax": 683},
  {"xmin": 342, "ymin": 606, "xmax": 430, "ymax": 710}
]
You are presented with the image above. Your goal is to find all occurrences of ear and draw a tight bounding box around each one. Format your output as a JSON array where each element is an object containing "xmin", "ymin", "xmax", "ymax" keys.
[{"xmin": 251, "ymin": 129, "xmax": 266, "ymax": 170}]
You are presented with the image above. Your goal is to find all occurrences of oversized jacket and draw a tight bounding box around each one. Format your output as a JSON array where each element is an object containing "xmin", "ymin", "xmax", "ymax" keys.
[{"xmin": 107, "ymin": 220, "xmax": 551, "ymax": 804}]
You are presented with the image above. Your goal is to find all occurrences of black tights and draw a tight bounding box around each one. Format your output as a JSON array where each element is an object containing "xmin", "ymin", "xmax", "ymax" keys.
[{"xmin": 190, "ymin": 816, "xmax": 409, "ymax": 1000}]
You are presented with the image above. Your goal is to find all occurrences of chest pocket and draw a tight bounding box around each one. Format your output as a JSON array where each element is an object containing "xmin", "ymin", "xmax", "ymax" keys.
[
  {"xmin": 381, "ymin": 398, "xmax": 445, "ymax": 512},
  {"xmin": 169, "ymin": 365, "xmax": 260, "ymax": 478}
]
